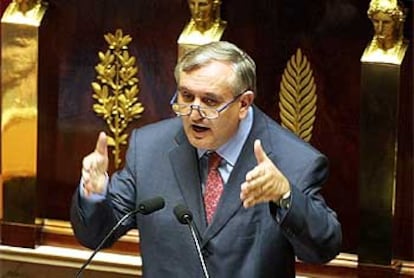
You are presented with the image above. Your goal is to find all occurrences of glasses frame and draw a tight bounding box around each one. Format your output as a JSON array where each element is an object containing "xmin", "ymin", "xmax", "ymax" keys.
[{"xmin": 170, "ymin": 91, "xmax": 246, "ymax": 119}]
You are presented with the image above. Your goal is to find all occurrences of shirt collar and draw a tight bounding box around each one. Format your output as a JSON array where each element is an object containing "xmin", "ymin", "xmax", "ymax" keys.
[{"xmin": 197, "ymin": 106, "xmax": 254, "ymax": 166}]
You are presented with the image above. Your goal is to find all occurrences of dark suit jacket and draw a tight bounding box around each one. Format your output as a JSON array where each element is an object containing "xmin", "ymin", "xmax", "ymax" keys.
[{"xmin": 71, "ymin": 106, "xmax": 342, "ymax": 278}]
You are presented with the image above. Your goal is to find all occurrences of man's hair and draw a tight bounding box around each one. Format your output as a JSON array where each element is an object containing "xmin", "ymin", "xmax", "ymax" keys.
[{"xmin": 174, "ymin": 41, "xmax": 257, "ymax": 96}]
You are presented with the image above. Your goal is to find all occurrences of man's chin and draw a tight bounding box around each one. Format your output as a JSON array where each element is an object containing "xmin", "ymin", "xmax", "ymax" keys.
[
  {"xmin": 188, "ymin": 140, "xmax": 208, "ymax": 149},
  {"xmin": 188, "ymin": 137, "xmax": 214, "ymax": 150}
]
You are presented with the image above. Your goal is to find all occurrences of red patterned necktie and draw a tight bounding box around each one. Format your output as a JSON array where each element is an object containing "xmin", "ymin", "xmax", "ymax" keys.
[{"xmin": 204, "ymin": 152, "xmax": 224, "ymax": 224}]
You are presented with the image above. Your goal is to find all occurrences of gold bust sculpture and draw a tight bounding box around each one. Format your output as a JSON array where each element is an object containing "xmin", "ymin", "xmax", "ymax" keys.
[
  {"xmin": 178, "ymin": 0, "xmax": 227, "ymax": 57},
  {"xmin": 15, "ymin": 0, "xmax": 39, "ymax": 14},
  {"xmin": 361, "ymin": 0, "xmax": 408, "ymax": 64},
  {"xmin": 1, "ymin": 0, "xmax": 46, "ymax": 25}
]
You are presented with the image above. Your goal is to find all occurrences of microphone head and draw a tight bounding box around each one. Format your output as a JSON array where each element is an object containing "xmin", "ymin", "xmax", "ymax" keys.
[
  {"xmin": 138, "ymin": 196, "xmax": 165, "ymax": 215},
  {"xmin": 173, "ymin": 204, "xmax": 193, "ymax": 224}
]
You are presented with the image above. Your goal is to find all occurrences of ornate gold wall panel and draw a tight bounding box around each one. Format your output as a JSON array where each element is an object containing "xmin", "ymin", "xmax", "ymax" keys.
[
  {"xmin": 278, "ymin": 48, "xmax": 317, "ymax": 142},
  {"xmin": 92, "ymin": 29, "xmax": 144, "ymax": 169}
]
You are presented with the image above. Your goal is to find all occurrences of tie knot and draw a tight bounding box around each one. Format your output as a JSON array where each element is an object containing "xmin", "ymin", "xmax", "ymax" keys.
[{"xmin": 208, "ymin": 152, "xmax": 222, "ymax": 170}]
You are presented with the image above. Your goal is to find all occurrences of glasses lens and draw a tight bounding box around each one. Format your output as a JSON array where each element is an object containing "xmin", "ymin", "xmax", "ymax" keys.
[
  {"xmin": 172, "ymin": 104, "xmax": 188, "ymax": 116},
  {"xmin": 172, "ymin": 103, "xmax": 219, "ymax": 119},
  {"xmin": 199, "ymin": 107, "xmax": 218, "ymax": 119}
]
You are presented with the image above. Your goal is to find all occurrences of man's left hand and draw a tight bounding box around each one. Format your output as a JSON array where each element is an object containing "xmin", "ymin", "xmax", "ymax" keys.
[{"xmin": 240, "ymin": 139, "xmax": 290, "ymax": 208}]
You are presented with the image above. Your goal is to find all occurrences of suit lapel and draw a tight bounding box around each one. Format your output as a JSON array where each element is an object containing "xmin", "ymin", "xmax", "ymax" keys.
[
  {"xmin": 201, "ymin": 140, "xmax": 256, "ymax": 244},
  {"xmin": 201, "ymin": 107, "xmax": 273, "ymax": 244},
  {"xmin": 169, "ymin": 129, "xmax": 207, "ymax": 233}
]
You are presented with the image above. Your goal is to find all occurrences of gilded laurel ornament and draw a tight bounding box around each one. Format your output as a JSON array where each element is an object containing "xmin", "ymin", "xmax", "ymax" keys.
[
  {"xmin": 92, "ymin": 29, "xmax": 144, "ymax": 168},
  {"xmin": 279, "ymin": 48, "xmax": 317, "ymax": 142}
]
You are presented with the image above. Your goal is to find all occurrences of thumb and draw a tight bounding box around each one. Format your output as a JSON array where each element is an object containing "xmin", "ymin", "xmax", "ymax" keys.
[
  {"xmin": 254, "ymin": 139, "xmax": 268, "ymax": 164},
  {"xmin": 95, "ymin": 131, "xmax": 108, "ymax": 156}
]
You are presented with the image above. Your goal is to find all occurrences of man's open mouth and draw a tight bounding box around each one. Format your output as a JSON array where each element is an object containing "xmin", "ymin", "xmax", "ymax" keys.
[{"xmin": 192, "ymin": 125, "xmax": 209, "ymax": 133}]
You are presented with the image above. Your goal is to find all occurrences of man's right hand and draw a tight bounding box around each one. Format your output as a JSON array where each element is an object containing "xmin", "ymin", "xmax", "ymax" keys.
[{"xmin": 81, "ymin": 131, "xmax": 109, "ymax": 196}]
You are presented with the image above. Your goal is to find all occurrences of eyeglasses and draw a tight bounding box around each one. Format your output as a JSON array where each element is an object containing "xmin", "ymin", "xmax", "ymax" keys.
[{"xmin": 170, "ymin": 92, "xmax": 245, "ymax": 119}]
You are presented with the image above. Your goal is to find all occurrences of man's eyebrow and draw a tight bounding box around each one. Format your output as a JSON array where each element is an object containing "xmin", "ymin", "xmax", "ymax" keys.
[
  {"xmin": 177, "ymin": 88, "xmax": 224, "ymax": 101},
  {"xmin": 203, "ymin": 92, "xmax": 220, "ymax": 99},
  {"xmin": 177, "ymin": 86, "xmax": 188, "ymax": 92},
  {"xmin": 202, "ymin": 92, "xmax": 227, "ymax": 103}
]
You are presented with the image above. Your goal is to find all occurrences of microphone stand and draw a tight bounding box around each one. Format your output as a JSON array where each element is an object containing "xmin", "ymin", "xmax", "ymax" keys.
[
  {"xmin": 75, "ymin": 196, "xmax": 165, "ymax": 277},
  {"xmin": 186, "ymin": 219, "xmax": 210, "ymax": 278},
  {"xmin": 75, "ymin": 208, "xmax": 139, "ymax": 278},
  {"xmin": 173, "ymin": 204, "xmax": 210, "ymax": 278}
]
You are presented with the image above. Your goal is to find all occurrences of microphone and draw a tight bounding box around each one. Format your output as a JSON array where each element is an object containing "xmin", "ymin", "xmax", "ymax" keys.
[
  {"xmin": 174, "ymin": 203, "xmax": 193, "ymax": 224},
  {"xmin": 138, "ymin": 196, "xmax": 165, "ymax": 215},
  {"xmin": 75, "ymin": 196, "xmax": 165, "ymax": 278},
  {"xmin": 173, "ymin": 204, "xmax": 210, "ymax": 278}
]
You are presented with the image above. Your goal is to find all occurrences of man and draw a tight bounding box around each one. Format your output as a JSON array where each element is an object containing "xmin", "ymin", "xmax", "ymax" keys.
[{"xmin": 71, "ymin": 41, "xmax": 342, "ymax": 277}]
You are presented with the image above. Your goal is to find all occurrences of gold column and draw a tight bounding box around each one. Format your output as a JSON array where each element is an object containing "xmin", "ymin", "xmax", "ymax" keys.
[
  {"xmin": 358, "ymin": 0, "xmax": 408, "ymax": 271},
  {"xmin": 1, "ymin": 0, "xmax": 46, "ymax": 247},
  {"xmin": 359, "ymin": 62, "xmax": 400, "ymax": 265}
]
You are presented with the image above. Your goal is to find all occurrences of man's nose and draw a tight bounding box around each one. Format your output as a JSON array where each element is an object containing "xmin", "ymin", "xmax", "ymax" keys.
[
  {"xmin": 189, "ymin": 105, "xmax": 204, "ymax": 120},
  {"xmin": 191, "ymin": 97, "xmax": 202, "ymax": 106}
]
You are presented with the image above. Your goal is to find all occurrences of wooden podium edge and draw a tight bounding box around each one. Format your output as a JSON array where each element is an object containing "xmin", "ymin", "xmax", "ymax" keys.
[
  {"xmin": 39, "ymin": 218, "xmax": 140, "ymax": 255},
  {"xmin": 1, "ymin": 219, "xmax": 413, "ymax": 277},
  {"xmin": 0, "ymin": 244, "xmax": 142, "ymax": 276}
]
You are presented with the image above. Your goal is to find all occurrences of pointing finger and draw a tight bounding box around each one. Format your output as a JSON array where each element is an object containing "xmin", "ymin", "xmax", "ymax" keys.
[
  {"xmin": 254, "ymin": 139, "xmax": 268, "ymax": 164},
  {"xmin": 95, "ymin": 131, "xmax": 108, "ymax": 156}
]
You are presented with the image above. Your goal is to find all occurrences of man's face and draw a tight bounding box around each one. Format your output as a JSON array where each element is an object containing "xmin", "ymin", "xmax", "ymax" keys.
[
  {"xmin": 372, "ymin": 11, "xmax": 398, "ymax": 46},
  {"xmin": 188, "ymin": 0, "xmax": 214, "ymax": 26},
  {"xmin": 177, "ymin": 61, "xmax": 251, "ymax": 150}
]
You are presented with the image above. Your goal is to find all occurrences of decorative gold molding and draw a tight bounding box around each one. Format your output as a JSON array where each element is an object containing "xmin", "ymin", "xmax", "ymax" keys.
[
  {"xmin": 92, "ymin": 29, "xmax": 144, "ymax": 168},
  {"xmin": 278, "ymin": 48, "xmax": 317, "ymax": 142}
]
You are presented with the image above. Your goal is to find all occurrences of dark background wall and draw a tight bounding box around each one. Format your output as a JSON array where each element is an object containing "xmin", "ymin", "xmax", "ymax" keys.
[{"xmin": 29, "ymin": 0, "xmax": 413, "ymax": 259}]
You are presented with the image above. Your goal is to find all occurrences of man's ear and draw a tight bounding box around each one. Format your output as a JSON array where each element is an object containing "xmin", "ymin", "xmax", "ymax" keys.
[
  {"xmin": 241, "ymin": 91, "xmax": 254, "ymax": 107},
  {"xmin": 239, "ymin": 91, "xmax": 254, "ymax": 118}
]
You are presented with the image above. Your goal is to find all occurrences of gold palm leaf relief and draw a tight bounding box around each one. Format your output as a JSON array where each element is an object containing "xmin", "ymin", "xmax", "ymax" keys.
[
  {"xmin": 91, "ymin": 29, "xmax": 144, "ymax": 168},
  {"xmin": 279, "ymin": 48, "xmax": 317, "ymax": 142}
]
